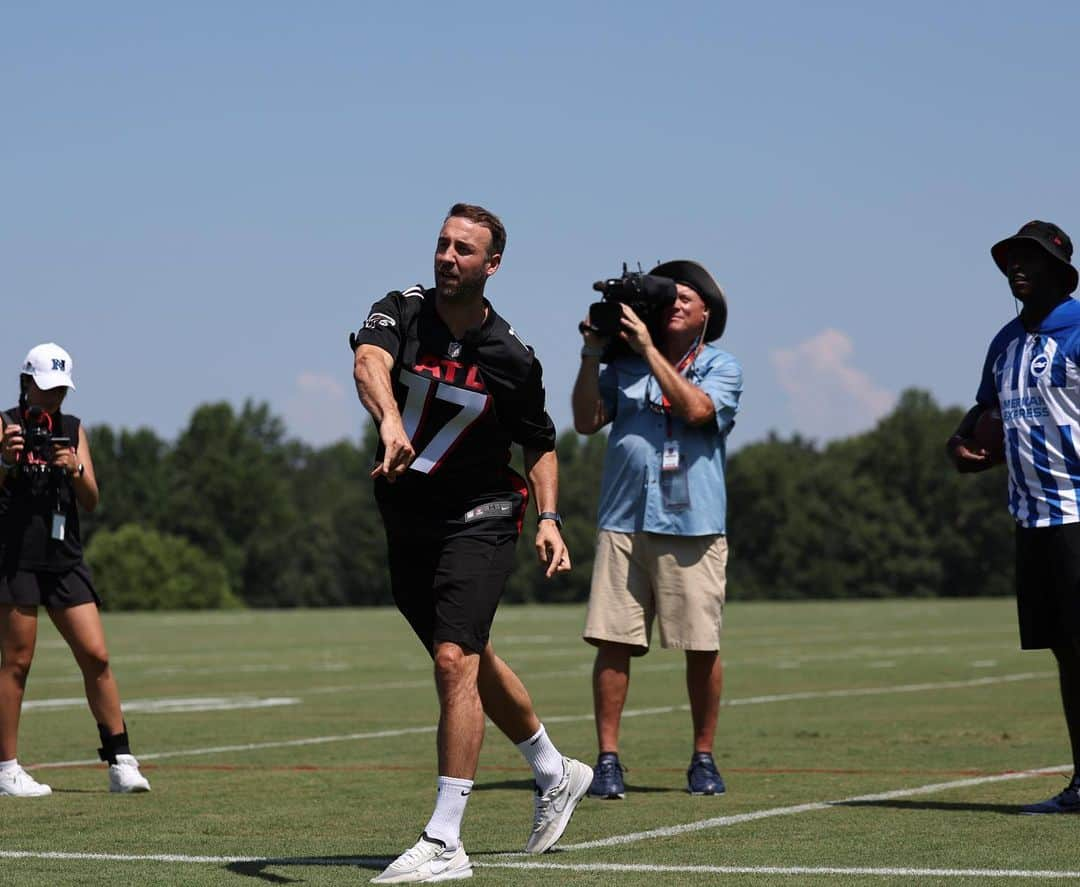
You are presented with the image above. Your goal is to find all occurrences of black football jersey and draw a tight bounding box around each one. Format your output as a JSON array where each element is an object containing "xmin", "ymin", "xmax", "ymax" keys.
[{"xmin": 351, "ymin": 286, "xmax": 556, "ymax": 533}]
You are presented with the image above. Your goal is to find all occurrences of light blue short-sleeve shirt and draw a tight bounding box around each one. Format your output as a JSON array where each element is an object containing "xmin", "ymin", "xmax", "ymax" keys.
[{"xmin": 596, "ymin": 344, "xmax": 743, "ymax": 536}]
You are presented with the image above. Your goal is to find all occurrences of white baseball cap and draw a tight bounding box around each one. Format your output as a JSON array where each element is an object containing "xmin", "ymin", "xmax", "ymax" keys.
[{"xmin": 21, "ymin": 343, "xmax": 76, "ymax": 391}]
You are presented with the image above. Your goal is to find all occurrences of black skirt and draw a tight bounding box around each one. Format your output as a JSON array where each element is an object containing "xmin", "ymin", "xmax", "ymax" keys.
[{"xmin": 0, "ymin": 561, "xmax": 100, "ymax": 609}]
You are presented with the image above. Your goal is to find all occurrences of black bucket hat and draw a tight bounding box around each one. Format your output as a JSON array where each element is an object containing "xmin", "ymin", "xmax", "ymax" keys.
[
  {"xmin": 649, "ymin": 260, "xmax": 728, "ymax": 341},
  {"xmin": 991, "ymin": 220, "xmax": 1078, "ymax": 294}
]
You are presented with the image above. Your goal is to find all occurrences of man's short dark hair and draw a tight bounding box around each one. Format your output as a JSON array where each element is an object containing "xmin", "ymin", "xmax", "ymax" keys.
[{"xmin": 446, "ymin": 203, "xmax": 506, "ymax": 259}]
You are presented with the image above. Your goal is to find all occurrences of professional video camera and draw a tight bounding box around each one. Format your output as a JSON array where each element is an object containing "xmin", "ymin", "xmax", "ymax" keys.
[{"xmin": 580, "ymin": 264, "xmax": 677, "ymax": 361}]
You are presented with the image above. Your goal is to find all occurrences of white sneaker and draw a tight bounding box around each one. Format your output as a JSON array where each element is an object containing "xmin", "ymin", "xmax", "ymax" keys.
[
  {"xmin": 525, "ymin": 756, "xmax": 592, "ymax": 854},
  {"xmin": 109, "ymin": 754, "xmax": 150, "ymax": 793},
  {"xmin": 371, "ymin": 834, "xmax": 472, "ymax": 883},
  {"xmin": 0, "ymin": 764, "xmax": 52, "ymax": 798}
]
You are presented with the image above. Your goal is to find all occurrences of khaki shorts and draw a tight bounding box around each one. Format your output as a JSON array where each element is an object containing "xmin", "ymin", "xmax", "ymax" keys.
[{"xmin": 583, "ymin": 530, "xmax": 727, "ymax": 655}]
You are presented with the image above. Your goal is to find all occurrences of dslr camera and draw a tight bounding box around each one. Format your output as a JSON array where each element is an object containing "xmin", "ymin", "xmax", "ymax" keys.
[
  {"xmin": 21, "ymin": 406, "xmax": 71, "ymax": 465},
  {"xmin": 18, "ymin": 407, "xmax": 71, "ymax": 496},
  {"xmin": 582, "ymin": 264, "xmax": 677, "ymax": 361}
]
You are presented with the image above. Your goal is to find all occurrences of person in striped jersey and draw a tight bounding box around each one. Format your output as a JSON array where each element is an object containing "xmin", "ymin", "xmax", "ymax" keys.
[{"xmin": 948, "ymin": 220, "xmax": 1080, "ymax": 814}]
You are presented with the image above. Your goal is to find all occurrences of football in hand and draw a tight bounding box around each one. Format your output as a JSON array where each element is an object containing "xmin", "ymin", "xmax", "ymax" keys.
[{"xmin": 972, "ymin": 408, "xmax": 1005, "ymax": 462}]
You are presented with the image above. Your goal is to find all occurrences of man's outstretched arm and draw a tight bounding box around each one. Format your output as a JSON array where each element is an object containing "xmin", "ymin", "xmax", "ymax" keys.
[{"xmin": 354, "ymin": 343, "xmax": 415, "ymax": 481}]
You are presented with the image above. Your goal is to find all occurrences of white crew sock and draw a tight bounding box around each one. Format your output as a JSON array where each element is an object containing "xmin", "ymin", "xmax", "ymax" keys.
[
  {"xmin": 0, "ymin": 758, "xmax": 18, "ymax": 773},
  {"xmin": 516, "ymin": 724, "xmax": 564, "ymax": 793},
  {"xmin": 423, "ymin": 776, "xmax": 473, "ymax": 851}
]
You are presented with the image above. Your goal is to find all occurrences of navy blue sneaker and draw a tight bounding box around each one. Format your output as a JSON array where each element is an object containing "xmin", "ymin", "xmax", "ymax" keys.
[
  {"xmin": 1021, "ymin": 777, "xmax": 1080, "ymax": 814},
  {"xmin": 687, "ymin": 752, "xmax": 725, "ymax": 796},
  {"xmin": 588, "ymin": 753, "xmax": 625, "ymax": 800}
]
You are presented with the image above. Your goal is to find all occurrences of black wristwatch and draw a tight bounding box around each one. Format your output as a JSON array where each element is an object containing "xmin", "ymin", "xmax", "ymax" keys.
[{"xmin": 538, "ymin": 511, "xmax": 563, "ymax": 530}]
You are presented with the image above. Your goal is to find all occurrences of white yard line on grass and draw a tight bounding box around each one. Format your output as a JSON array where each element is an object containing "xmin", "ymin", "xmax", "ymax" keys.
[
  {"xmin": 488, "ymin": 862, "xmax": 1080, "ymax": 880},
  {"xmin": 745, "ymin": 642, "xmax": 1020, "ymax": 669},
  {"xmin": 30, "ymin": 670, "xmax": 1055, "ymax": 768},
  {"xmin": 732, "ymin": 624, "xmax": 1017, "ymax": 649},
  {"xmin": 0, "ymin": 851, "xmax": 1077, "ymax": 880},
  {"xmin": 721, "ymin": 671, "xmax": 1052, "ymax": 708},
  {"xmin": 558, "ymin": 765, "xmax": 1072, "ymax": 851},
  {"xmin": 24, "ymin": 696, "xmax": 299, "ymax": 714},
  {"xmin": 23, "ymin": 639, "xmax": 1018, "ymax": 685},
  {"xmin": 34, "ymin": 725, "xmax": 439, "ymax": 768},
  {"xmin": 544, "ymin": 671, "xmax": 1054, "ymax": 724}
]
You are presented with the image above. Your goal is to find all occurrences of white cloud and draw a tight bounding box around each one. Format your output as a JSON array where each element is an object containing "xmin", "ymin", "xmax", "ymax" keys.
[
  {"xmin": 770, "ymin": 329, "xmax": 896, "ymax": 441},
  {"xmin": 295, "ymin": 372, "xmax": 346, "ymax": 399},
  {"xmin": 282, "ymin": 372, "xmax": 359, "ymax": 446}
]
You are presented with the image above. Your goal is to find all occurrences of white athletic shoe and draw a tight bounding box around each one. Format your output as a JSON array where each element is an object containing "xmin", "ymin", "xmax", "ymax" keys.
[
  {"xmin": 525, "ymin": 756, "xmax": 593, "ymax": 854},
  {"xmin": 0, "ymin": 764, "xmax": 52, "ymax": 798},
  {"xmin": 109, "ymin": 754, "xmax": 150, "ymax": 793},
  {"xmin": 371, "ymin": 834, "xmax": 472, "ymax": 883}
]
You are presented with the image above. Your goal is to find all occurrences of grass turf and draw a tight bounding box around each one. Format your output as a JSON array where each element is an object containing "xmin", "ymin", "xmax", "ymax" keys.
[{"xmin": 1, "ymin": 599, "xmax": 1074, "ymax": 886}]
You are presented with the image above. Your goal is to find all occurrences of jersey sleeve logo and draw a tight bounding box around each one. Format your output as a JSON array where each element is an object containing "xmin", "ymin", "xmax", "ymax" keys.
[{"xmin": 363, "ymin": 312, "xmax": 397, "ymax": 330}]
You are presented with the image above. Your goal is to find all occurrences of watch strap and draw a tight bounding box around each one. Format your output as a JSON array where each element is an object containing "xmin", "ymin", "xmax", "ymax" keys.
[{"xmin": 538, "ymin": 511, "xmax": 562, "ymax": 529}]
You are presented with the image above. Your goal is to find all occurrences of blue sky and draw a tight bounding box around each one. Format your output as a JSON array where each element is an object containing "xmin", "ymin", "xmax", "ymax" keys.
[{"xmin": 5, "ymin": 2, "xmax": 1080, "ymax": 448}]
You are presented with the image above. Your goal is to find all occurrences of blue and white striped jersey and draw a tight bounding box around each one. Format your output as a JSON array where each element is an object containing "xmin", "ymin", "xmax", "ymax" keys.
[{"xmin": 977, "ymin": 299, "xmax": 1080, "ymax": 527}]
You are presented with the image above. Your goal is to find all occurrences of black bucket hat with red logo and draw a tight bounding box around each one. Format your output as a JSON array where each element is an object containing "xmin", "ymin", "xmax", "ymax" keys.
[
  {"xmin": 991, "ymin": 220, "xmax": 1078, "ymax": 294},
  {"xmin": 649, "ymin": 260, "xmax": 728, "ymax": 341}
]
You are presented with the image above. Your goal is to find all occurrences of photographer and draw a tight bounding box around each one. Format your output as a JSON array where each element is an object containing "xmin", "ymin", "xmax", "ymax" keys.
[
  {"xmin": 572, "ymin": 261, "xmax": 742, "ymax": 799},
  {"xmin": 0, "ymin": 343, "xmax": 149, "ymax": 797}
]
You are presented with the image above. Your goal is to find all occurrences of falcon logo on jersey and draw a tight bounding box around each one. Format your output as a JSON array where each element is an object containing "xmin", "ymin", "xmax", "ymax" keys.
[
  {"xmin": 448, "ymin": 341, "xmax": 462, "ymax": 359},
  {"xmin": 364, "ymin": 312, "xmax": 397, "ymax": 330}
]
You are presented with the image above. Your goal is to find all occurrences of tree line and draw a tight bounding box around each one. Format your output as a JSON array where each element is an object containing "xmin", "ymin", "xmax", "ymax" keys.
[{"xmin": 79, "ymin": 389, "xmax": 1014, "ymax": 610}]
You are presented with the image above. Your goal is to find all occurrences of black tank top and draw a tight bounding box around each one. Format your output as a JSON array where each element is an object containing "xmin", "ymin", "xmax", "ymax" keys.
[{"xmin": 0, "ymin": 407, "xmax": 84, "ymax": 573}]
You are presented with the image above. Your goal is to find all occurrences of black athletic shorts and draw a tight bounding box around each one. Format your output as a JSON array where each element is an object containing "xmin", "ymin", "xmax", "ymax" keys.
[
  {"xmin": 1015, "ymin": 523, "xmax": 1080, "ymax": 649},
  {"xmin": 386, "ymin": 529, "xmax": 518, "ymax": 655},
  {"xmin": 0, "ymin": 561, "xmax": 101, "ymax": 609}
]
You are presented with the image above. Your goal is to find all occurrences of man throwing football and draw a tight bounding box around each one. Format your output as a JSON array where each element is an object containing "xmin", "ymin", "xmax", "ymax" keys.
[{"xmin": 352, "ymin": 204, "xmax": 591, "ymax": 882}]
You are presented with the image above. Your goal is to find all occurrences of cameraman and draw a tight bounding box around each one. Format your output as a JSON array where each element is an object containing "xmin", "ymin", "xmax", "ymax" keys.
[
  {"xmin": 0, "ymin": 343, "xmax": 149, "ymax": 797},
  {"xmin": 572, "ymin": 261, "xmax": 742, "ymax": 799}
]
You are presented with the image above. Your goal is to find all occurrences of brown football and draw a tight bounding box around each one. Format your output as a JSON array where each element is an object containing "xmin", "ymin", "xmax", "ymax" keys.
[{"xmin": 973, "ymin": 408, "xmax": 1005, "ymax": 461}]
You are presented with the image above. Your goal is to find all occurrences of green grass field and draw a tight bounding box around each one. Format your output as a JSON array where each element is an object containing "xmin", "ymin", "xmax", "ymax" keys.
[{"xmin": 2, "ymin": 599, "xmax": 1076, "ymax": 886}]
